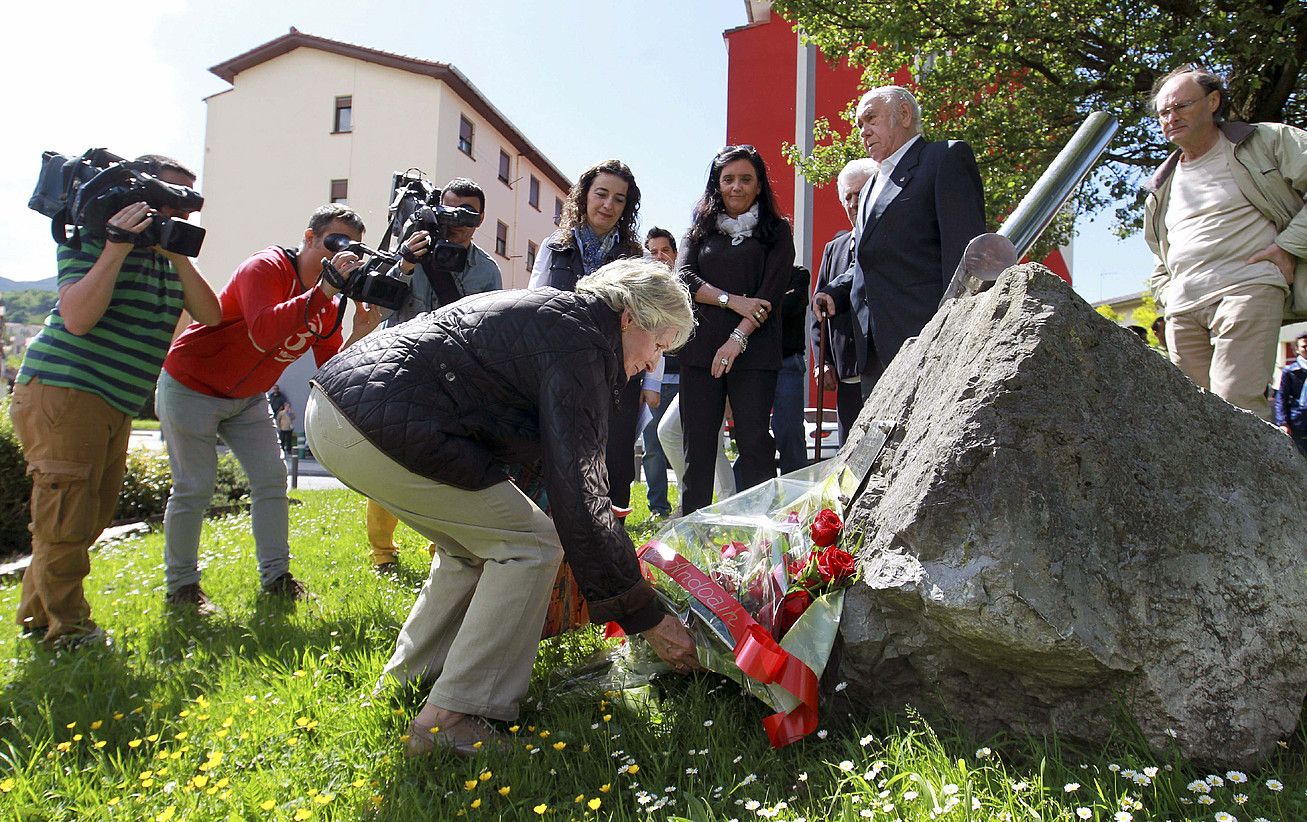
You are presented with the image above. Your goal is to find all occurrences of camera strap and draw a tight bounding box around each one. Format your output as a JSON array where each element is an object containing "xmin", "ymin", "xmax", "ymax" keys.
[{"xmin": 421, "ymin": 261, "xmax": 463, "ymax": 309}]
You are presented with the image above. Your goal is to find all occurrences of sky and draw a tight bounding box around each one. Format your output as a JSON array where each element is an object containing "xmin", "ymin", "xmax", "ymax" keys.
[{"xmin": 1, "ymin": 0, "xmax": 1152, "ymax": 301}]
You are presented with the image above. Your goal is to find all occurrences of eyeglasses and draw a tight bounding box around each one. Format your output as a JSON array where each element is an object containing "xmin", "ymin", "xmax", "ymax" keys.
[{"xmin": 1156, "ymin": 93, "xmax": 1210, "ymax": 120}]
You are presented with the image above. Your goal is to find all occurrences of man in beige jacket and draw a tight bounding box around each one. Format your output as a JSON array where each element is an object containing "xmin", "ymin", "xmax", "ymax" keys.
[{"xmin": 1145, "ymin": 66, "xmax": 1307, "ymax": 418}]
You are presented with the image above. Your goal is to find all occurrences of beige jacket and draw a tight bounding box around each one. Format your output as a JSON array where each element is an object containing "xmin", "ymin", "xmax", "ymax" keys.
[{"xmin": 1145, "ymin": 121, "xmax": 1307, "ymax": 320}]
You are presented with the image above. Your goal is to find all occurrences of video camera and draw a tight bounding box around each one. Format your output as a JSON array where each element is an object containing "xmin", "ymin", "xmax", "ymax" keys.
[
  {"xmin": 74, "ymin": 164, "xmax": 206, "ymax": 256},
  {"xmin": 27, "ymin": 149, "xmax": 206, "ymax": 256},
  {"xmin": 389, "ymin": 171, "xmax": 481, "ymax": 274},
  {"xmin": 319, "ymin": 234, "xmax": 409, "ymax": 311}
]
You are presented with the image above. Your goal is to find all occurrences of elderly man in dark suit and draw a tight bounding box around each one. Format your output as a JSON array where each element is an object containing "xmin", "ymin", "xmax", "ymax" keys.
[
  {"xmin": 813, "ymin": 158, "xmax": 878, "ymax": 438},
  {"xmin": 814, "ymin": 85, "xmax": 986, "ymax": 397}
]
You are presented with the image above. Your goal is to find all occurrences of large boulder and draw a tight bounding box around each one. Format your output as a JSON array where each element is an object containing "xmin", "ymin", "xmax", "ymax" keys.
[{"xmin": 837, "ymin": 263, "xmax": 1307, "ymax": 766}]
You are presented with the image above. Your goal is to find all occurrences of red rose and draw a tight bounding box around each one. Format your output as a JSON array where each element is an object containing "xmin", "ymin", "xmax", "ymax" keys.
[
  {"xmin": 809, "ymin": 508, "xmax": 843, "ymax": 547},
  {"xmin": 775, "ymin": 590, "xmax": 813, "ymax": 636},
  {"xmin": 816, "ymin": 546, "xmax": 856, "ymax": 585},
  {"xmin": 720, "ymin": 540, "xmax": 748, "ymax": 561}
]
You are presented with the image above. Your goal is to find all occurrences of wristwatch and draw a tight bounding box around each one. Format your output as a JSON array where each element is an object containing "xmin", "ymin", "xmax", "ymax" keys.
[{"xmin": 717, "ymin": 291, "xmax": 730, "ymax": 308}]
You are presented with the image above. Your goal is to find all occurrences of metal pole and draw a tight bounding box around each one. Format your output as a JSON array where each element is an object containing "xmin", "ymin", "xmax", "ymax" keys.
[{"xmin": 998, "ymin": 111, "xmax": 1119, "ymax": 259}]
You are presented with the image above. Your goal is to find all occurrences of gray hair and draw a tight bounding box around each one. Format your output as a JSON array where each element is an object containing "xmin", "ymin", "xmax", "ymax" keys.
[
  {"xmin": 577, "ymin": 258, "xmax": 696, "ymax": 350},
  {"xmin": 858, "ymin": 85, "xmax": 923, "ymax": 135},
  {"xmin": 837, "ymin": 158, "xmax": 879, "ymax": 199}
]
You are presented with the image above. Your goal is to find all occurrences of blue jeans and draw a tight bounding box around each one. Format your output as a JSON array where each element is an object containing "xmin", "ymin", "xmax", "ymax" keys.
[
  {"xmin": 772, "ymin": 353, "xmax": 807, "ymax": 475},
  {"xmin": 156, "ymin": 371, "xmax": 292, "ymax": 593},
  {"xmin": 641, "ymin": 382, "xmax": 678, "ymax": 515}
]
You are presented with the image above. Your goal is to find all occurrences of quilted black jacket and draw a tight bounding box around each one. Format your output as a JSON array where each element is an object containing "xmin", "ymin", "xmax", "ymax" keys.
[{"xmin": 312, "ymin": 288, "xmax": 662, "ymax": 632}]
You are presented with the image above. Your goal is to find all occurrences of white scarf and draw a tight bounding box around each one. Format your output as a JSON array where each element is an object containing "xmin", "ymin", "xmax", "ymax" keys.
[{"xmin": 716, "ymin": 203, "xmax": 759, "ymax": 246}]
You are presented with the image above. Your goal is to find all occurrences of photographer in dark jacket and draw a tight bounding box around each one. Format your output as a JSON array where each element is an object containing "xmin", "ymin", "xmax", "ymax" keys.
[{"xmin": 307, "ymin": 259, "xmax": 698, "ymax": 756}]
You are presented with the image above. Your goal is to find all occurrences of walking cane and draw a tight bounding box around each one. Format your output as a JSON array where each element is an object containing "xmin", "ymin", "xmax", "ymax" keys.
[{"xmin": 814, "ymin": 314, "xmax": 829, "ymax": 461}]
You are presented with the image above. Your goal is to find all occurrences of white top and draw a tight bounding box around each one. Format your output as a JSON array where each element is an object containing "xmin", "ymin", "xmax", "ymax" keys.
[
  {"xmin": 1161, "ymin": 133, "xmax": 1285, "ymax": 314},
  {"xmin": 864, "ymin": 135, "xmax": 922, "ymax": 222}
]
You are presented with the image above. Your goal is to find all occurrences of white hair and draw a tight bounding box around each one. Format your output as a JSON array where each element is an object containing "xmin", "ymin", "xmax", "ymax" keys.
[
  {"xmin": 857, "ymin": 85, "xmax": 923, "ymax": 135},
  {"xmin": 576, "ymin": 258, "xmax": 696, "ymax": 350},
  {"xmin": 836, "ymin": 158, "xmax": 879, "ymax": 199}
]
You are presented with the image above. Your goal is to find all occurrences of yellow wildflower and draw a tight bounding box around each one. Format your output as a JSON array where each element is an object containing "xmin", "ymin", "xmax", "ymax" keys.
[
  {"xmin": 464, "ymin": 780, "xmax": 478, "ymax": 791},
  {"xmin": 599, "ymin": 784, "xmax": 611, "ymax": 793},
  {"xmin": 294, "ymin": 809, "xmax": 312, "ymax": 821},
  {"xmin": 178, "ymin": 710, "xmax": 190, "ymax": 718},
  {"xmin": 128, "ymin": 739, "xmax": 142, "ymax": 748},
  {"xmin": 287, "ymin": 736, "xmax": 300, "ymax": 746},
  {"xmin": 0, "ymin": 779, "xmax": 14, "ymax": 793},
  {"xmin": 65, "ymin": 722, "xmax": 76, "ymax": 729},
  {"xmin": 113, "ymin": 712, "xmax": 124, "ymax": 720},
  {"xmin": 314, "ymin": 793, "xmax": 333, "ymax": 805},
  {"xmin": 94, "ymin": 741, "xmax": 106, "ymax": 749},
  {"xmin": 479, "ymin": 771, "xmax": 492, "ymax": 782},
  {"xmin": 626, "ymin": 764, "xmax": 640, "ymax": 774},
  {"xmin": 602, "ymin": 715, "xmax": 612, "ymax": 723},
  {"xmin": 498, "ymin": 787, "xmax": 511, "ymax": 796},
  {"xmin": 533, "ymin": 804, "xmax": 548, "ymax": 815},
  {"xmin": 146, "ymin": 734, "xmax": 159, "ymax": 742},
  {"xmin": 352, "ymin": 778, "xmax": 367, "ymax": 788},
  {"xmin": 508, "ymin": 725, "xmax": 520, "ymax": 733},
  {"xmin": 260, "ymin": 800, "xmax": 276, "ymax": 811},
  {"xmin": 72, "ymin": 734, "xmax": 83, "ymax": 742},
  {"xmin": 90, "ymin": 720, "xmax": 103, "ymax": 730},
  {"xmin": 470, "ymin": 799, "xmax": 482, "ymax": 809},
  {"xmin": 588, "ymin": 798, "xmax": 602, "ymax": 811},
  {"xmin": 156, "ymin": 807, "xmax": 175, "ymax": 822},
  {"xmin": 222, "ymin": 717, "xmax": 234, "ymax": 728},
  {"xmin": 192, "ymin": 776, "xmax": 208, "ymax": 788},
  {"xmin": 552, "ymin": 742, "xmax": 566, "ymax": 751}
]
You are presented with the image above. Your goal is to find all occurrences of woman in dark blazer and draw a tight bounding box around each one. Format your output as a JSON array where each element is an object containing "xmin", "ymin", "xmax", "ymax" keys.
[{"xmin": 676, "ymin": 145, "xmax": 794, "ymax": 515}]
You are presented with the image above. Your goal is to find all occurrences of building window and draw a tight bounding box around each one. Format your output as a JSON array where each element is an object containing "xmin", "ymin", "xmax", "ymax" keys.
[
  {"xmin": 526, "ymin": 240, "xmax": 538, "ymax": 270},
  {"xmin": 458, "ymin": 116, "xmax": 474, "ymax": 156},
  {"xmin": 495, "ymin": 221, "xmax": 509, "ymax": 258},
  {"xmin": 554, "ymin": 197, "xmax": 563, "ymax": 226},
  {"xmin": 330, "ymin": 179, "xmax": 348, "ymax": 204},
  {"xmin": 498, "ymin": 150, "xmax": 512, "ymax": 185},
  {"xmin": 333, "ymin": 96, "xmax": 352, "ymax": 133},
  {"xmin": 528, "ymin": 175, "xmax": 540, "ymax": 210}
]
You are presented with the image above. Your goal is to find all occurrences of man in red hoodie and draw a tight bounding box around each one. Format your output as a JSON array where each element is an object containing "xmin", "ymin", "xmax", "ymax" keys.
[{"xmin": 156, "ymin": 204, "xmax": 382, "ymax": 612}]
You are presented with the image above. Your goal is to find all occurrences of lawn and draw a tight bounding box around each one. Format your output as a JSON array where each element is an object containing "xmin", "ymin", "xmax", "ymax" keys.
[{"xmin": 1, "ymin": 487, "xmax": 1304, "ymax": 821}]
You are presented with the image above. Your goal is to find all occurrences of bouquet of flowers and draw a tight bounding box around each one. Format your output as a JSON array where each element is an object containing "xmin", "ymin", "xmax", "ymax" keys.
[{"xmin": 615, "ymin": 461, "xmax": 859, "ymax": 747}]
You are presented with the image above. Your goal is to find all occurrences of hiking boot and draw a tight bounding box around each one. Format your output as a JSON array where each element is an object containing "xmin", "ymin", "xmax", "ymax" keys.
[
  {"xmin": 262, "ymin": 572, "xmax": 310, "ymax": 600},
  {"xmin": 406, "ymin": 715, "xmax": 509, "ymax": 757},
  {"xmin": 166, "ymin": 583, "xmax": 217, "ymax": 616}
]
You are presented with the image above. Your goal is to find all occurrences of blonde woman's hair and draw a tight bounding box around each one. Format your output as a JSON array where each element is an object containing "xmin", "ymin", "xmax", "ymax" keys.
[{"xmin": 577, "ymin": 258, "xmax": 696, "ymax": 350}]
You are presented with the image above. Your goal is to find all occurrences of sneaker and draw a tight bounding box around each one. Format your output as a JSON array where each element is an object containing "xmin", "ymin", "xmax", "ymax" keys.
[
  {"xmin": 166, "ymin": 583, "xmax": 217, "ymax": 616},
  {"xmin": 262, "ymin": 572, "xmax": 310, "ymax": 600}
]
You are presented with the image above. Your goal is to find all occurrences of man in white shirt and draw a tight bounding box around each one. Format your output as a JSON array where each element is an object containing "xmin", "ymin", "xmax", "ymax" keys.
[{"xmin": 1145, "ymin": 66, "xmax": 1307, "ymax": 418}]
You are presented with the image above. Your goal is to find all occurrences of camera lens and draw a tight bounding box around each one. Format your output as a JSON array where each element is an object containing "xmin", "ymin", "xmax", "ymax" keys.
[{"xmin": 324, "ymin": 234, "xmax": 353, "ymax": 253}]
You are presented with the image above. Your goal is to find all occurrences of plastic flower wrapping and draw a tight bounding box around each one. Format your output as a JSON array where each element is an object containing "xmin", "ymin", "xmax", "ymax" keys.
[{"xmin": 609, "ymin": 460, "xmax": 859, "ymax": 747}]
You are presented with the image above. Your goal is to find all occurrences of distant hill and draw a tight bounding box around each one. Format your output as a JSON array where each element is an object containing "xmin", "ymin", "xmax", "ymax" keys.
[{"xmin": 0, "ymin": 276, "xmax": 56, "ymax": 293}]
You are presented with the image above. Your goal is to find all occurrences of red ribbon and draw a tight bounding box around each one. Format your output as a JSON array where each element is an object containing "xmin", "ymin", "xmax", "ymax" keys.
[{"xmin": 636, "ymin": 540, "xmax": 820, "ymax": 747}]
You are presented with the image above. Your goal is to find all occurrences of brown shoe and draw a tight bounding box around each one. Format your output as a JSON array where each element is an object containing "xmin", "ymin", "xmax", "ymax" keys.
[
  {"xmin": 166, "ymin": 583, "xmax": 217, "ymax": 616},
  {"xmin": 262, "ymin": 572, "xmax": 310, "ymax": 600},
  {"xmin": 406, "ymin": 715, "xmax": 508, "ymax": 757}
]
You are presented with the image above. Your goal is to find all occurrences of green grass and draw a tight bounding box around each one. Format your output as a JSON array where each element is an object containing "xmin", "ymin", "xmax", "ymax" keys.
[{"xmin": 1, "ymin": 487, "xmax": 1304, "ymax": 821}]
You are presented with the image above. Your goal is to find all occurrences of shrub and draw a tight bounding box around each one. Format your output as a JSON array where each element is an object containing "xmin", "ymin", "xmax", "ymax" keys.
[
  {"xmin": 0, "ymin": 396, "xmax": 33, "ymax": 555},
  {"xmin": 0, "ymin": 406, "xmax": 252, "ymax": 555}
]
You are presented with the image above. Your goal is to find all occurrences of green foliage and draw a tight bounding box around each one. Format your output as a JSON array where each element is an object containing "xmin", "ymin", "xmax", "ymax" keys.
[
  {"xmin": 113, "ymin": 450, "xmax": 250, "ymax": 523},
  {"xmin": 774, "ymin": 0, "xmax": 1306, "ymax": 243},
  {"xmin": 0, "ymin": 397, "xmax": 33, "ymax": 555},
  {"xmin": 0, "ymin": 420, "xmax": 251, "ymax": 554},
  {"xmin": 0, "ymin": 488, "xmax": 1305, "ymax": 820},
  {"xmin": 1095, "ymin": 304, "xmax": 1124, "ymax": 323},
  {"xmin": 0, "ymin": 288, "xmax": 57, "ymax": 325}
]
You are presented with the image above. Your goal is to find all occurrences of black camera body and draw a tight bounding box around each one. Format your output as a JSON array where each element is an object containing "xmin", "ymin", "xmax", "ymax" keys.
[
  {"xmin": 73, "ymin": 164, "xmax": 206, "ymax": 256},
  {"xmin": 319, "ymin": 235, "xmax": 409, "ymax": 311},
  {"xmin": 390, "ymin": 172, "xmax": 480, "ymax": 274}
]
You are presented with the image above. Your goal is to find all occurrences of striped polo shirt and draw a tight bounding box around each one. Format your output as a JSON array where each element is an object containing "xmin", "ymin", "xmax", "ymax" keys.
[{"xmin": 17, "ymin": 238, "xmax": 184, "ymax": 416}]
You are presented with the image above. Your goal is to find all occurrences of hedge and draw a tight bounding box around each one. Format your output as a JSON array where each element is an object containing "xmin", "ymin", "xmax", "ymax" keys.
[{"xmin": 0, "ymin": 396, "xmax": 251, "ymax": 555}]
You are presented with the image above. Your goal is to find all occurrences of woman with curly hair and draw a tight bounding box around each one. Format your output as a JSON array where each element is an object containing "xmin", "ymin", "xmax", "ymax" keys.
[
  {"xmin": 676, "ymin": 145, "xmax": 794, "ymax": 515},
  {"xmin": 529, "ymin": 159, "xmax": 650, "ymax": 511}
]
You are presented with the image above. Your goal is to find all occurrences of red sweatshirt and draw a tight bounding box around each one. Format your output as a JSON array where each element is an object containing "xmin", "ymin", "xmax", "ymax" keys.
[{"xmin": 164, "ymin": 247, "xmax": 343, "ymax": 398}]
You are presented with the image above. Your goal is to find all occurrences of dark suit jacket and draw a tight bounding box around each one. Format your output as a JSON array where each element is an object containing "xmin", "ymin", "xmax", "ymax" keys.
[
  {"xmin": 822, "ymin": 138, "xmax": 986, "ymax": 375},
  {"xmin": 810, "ymin": 230, "xmax": 860, "ymax": 380}
]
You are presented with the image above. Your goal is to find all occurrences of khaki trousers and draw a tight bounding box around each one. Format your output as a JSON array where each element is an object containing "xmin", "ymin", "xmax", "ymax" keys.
[
  {"xmin": 1166, "ymin": 283, "xmax": 1284, "ymax": 420},
  {"xmin": 306, "ymin": 388, "xmax": 562, "ymax": 720},
  {"xmin": 10, "ymin": 380, "xmax": 132, "ymax": 642}
]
